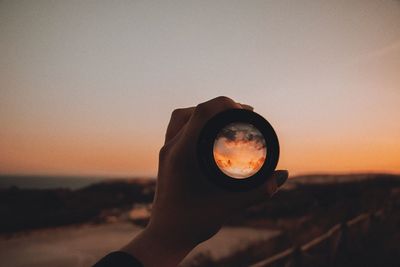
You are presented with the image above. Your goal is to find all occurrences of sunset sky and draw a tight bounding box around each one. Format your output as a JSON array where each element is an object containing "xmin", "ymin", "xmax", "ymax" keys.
[{"xmin": 1, "ymin": 1, "xmax": 399, "ymax": 177}]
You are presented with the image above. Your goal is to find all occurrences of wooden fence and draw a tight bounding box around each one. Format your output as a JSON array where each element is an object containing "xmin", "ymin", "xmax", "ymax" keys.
[{"xmin": 250, "ymin": 209, "xmax": 386, "ymax": 267}]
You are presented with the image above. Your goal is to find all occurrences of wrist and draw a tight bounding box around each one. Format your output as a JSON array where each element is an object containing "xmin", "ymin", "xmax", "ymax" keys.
[{"xmin": 121, "ymin": 224, "xmax": 195, "ymax": 267}]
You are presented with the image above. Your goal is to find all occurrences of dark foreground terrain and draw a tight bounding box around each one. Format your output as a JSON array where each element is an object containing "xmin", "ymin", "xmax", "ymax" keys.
[
  {"xmin": 1, "ymin": 174, "xmax": 400, "ymax": 267},
  {"xmin": 0, "ymin": 177, "xmax": 155, "ymax": 233},
  {"xmin": 190, "ymin": 174, "xmax": 400, "ymax": 267}
]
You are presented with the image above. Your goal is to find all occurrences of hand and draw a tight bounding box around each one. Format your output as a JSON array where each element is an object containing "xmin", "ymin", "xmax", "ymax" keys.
[{"xmin": 122, "ymin": 96, "xmax": 288, "ymax": 267}]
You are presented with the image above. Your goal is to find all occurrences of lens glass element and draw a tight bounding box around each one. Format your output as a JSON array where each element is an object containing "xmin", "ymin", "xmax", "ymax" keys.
[{"xmin": 213, "ymin": 122, "xmax": 267, "ymax": 179}]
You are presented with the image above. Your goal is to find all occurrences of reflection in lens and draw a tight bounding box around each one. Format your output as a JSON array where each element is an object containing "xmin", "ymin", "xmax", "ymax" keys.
[{"xmin": 213, "ymin": 122, "xmax": 267, "ymax": 179}]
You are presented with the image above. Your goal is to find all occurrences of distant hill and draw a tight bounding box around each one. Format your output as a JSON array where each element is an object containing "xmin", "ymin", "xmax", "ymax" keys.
[
  {"xmin": 0, "ymin": 178, "xmax": 156, "ymax": 233},
  {"xmin": 289, "ymin": 173, "xmax": 400, "ymax": 185},
  {"xmin": 0, "ymin": 175, "xmax": 155, "ymax": 190},
  {"xmin": 1, "ymin": 173, "xmax": 399, "ymax": 234}
]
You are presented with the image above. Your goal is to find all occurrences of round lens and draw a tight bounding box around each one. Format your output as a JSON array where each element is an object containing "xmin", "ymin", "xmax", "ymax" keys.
[{"xmin": 213, "ymin": 122, "xmax": 267, "ymax": 179}]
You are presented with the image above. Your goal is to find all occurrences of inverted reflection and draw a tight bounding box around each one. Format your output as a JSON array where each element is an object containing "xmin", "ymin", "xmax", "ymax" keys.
[{"xmin": 213, "ymin": 122, "xmax": 267, "ymax": 179}]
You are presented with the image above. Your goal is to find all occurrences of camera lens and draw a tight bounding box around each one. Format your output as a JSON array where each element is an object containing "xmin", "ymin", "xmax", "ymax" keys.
[
  {"xmin": 213, "ymin": 122, "xmax": 266, "ymax": 179},
  {"xmin": 197, "ymin": 108, "xmax": 279, "ymax": 191}
]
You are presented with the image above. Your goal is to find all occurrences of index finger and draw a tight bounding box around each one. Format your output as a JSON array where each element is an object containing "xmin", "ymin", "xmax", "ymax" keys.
[{"xmin": 186, "ymin": 96, "xmax": 242, "ymax": 135}]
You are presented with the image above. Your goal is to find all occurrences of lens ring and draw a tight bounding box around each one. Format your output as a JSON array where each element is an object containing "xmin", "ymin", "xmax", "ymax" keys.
[{"xmin": 197, "ymin": 108, "xmax": 280, "ymax": 192}]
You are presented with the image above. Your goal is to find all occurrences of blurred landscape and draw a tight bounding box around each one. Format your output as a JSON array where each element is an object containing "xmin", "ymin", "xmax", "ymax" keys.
[
  {"xmin": 1, "ymin": 173, "xmax": 399, "ymax": 267},
  {"xmin": 1, "ymin": 1, "xmax": 399, "ymax": 267}
]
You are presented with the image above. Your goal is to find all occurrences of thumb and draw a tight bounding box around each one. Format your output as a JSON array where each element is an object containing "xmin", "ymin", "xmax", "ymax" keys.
[
  {"xmin": 240, "ymin": 170, "xmax": 289, "ymax": 207},
  {"xmin": 263, "ymin": 170, "xmax": 289, "ymax": 196},
  {"xmin": 274, "ymin": 170, "xmax": 289, "ymax": 191}
]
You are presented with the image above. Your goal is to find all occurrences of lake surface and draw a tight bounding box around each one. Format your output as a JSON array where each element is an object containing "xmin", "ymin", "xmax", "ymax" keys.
[{"xmin": 0, "ymin": 222, "xmax": 280, "ymax": 267}]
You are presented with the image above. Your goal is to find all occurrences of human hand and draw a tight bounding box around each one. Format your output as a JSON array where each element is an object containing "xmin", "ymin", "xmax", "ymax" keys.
[{"xmin": 122, "ymin": 96, "xmax": 288, "ymax": 267}]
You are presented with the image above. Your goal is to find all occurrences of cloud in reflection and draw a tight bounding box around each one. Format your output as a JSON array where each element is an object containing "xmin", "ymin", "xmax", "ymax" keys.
[{"xmin": 213, "ymin": 123, "xmax": 267, "ymax": 179}]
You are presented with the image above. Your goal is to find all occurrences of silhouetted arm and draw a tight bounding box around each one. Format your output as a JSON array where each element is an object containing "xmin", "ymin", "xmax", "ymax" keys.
[{"xmin": 92, "ymin": 97, "xmax": 289, "ymax": 267}]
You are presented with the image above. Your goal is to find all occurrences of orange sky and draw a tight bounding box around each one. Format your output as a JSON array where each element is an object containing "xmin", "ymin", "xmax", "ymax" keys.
[
  {"xmin": 0, "ymin": 1, "xmax": 399, "ymax": 177},
  {"xmin": 214, "ymin": 139, "xmax": 266, "ymax": 179}
]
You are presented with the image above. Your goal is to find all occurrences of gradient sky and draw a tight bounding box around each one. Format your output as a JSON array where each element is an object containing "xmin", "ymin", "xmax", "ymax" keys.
[{"xmin": 1, "ymin": 1, "xmax": 399, "ymax": 177}]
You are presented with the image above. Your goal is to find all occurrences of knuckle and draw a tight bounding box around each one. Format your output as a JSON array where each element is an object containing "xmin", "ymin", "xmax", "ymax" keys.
[
  {"xmin": 194, "ymin": 102, "xmax": 209, "ymax": 116},
  {"xmin": 195, "ymin": 96, "xmax": 235, "ymax": 115},
  {"xmin": 212, "ymin": 96, "xmax": 238, "ymax": 111},
  {"xmin": 171, "ymin": 108, "xmax": 184, "ymax": 118},
  {"xmin": 214, "ymin": 95, "xmax": 234, "ymax": 105}
]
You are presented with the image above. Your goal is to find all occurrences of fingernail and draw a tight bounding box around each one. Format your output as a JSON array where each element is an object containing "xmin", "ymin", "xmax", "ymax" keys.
[{"xmin": 275, "ymin": 170, "xmax": 288, "ymax": 187}]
